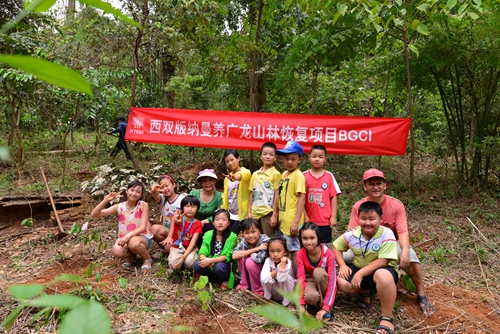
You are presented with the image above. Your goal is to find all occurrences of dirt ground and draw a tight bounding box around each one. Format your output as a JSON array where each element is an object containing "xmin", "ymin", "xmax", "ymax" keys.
[{"xmin": 1, "ymin": 185, "xmax": 500, "ymax": 333}]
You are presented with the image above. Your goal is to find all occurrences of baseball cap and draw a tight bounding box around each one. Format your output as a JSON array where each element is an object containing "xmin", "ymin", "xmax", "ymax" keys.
[
  {"xmin": 276, "ymin": 141, "xmax": 304, "ymax": 157},
  {"xmin": 196, "ymin": 169, "xmax": 218, "ymax": 182},
  {"xmin": 363, "ymin": 168, "xmax": 386, "ymax": 181}
]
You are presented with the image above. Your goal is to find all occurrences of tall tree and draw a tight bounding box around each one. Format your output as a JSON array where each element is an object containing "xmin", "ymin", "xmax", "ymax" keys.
[
  {"xmin": 306, "ymin": 0, "xmax": 485, "ymax": 195},
  {"xmin": 414, "ymin": 7, "xmax": 500, "ymax": 185}
]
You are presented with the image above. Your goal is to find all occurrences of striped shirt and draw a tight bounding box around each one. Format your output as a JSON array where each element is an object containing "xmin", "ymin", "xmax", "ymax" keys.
[{"xmin": 333, "ymin": 226, "xmax": 398, "ymax": 269}]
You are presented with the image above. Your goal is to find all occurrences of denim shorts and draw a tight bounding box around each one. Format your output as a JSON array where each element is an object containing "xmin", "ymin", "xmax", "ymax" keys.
[
  {"xmin": 143, "ymin": 235, "xmax": 154, "ymax": 250},
  {"xmin": 115, "ymin": 234, "xmax": 153, "ymax": 250},
  {"xmin": 276, "ymin": 230, "xmax": 301, "ymax": 252}
]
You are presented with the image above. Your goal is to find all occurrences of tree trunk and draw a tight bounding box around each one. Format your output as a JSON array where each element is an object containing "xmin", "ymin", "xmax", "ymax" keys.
[
  {"xmin": 61, "ymin": 99, "xmax": 81, "ymax": 186},
  {"xmin": 311, "ymin": 65, "xmax": 320, "ymax": 114},
  {"xmin": 162, "ymin": 55, "xmax": 176, "ymax": 108},
  {"xmin": 3, "ymin": 82, "xmax": 18, "ymax": 148},
  {"xmin": 403, "ymin": 0, "xmax": 416, "ymax": 198},
  {"xmin": 248, "ymin": 0, "xmax": 265, "ymax": 171},
  {"xmin": 66, "ymin": 0, "xmax": 76, "ymax": 21},
  {"xmin": 127, "ymin": 0, "xmax": 149, "ymax": 171},
  {"xmin": 15, "ymin": 126, "xmax": 24, "ymax": 178}
]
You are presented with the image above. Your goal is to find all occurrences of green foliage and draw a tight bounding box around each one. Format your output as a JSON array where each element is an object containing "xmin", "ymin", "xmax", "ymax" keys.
[
  {"xmin": 432, "ymin": 246, "xmax": 454, "ymax": 263},
  {"xmin": 393, "ymin": 299, "xmax": 400, "ymax": 311},
  {"xmin": 69, "ymin": 223, "xmax": 81, "ymax": 234},
  {"xmin": 21, "ymin": 217, "xmax": 34, "ymax": 227},
  {"xmin": 81, "ymin": 228, "xmax": 108, "ymax": 253},
  {"xmin": 171, "ymin": 325, "xmax": 195, "ymax": 332},
  {"xmin": 404, "ymin": 274, "xmax": 416, "ymax": 293},
  {"xmin": 1, "ymin": 0, "xmax": 139, "ymax": 80},
  {"xmin": 411, "ymin": 7, "xmax": 500, "ymax": 185},
  {"xmin": 165, "ymin": 75, "xmax": 205, "ymax": 108},
  {"xmin": 193, "ymin": 275, "xmax": 212, "ymax": 311},
  {"xmin": 250, "ymin": 284, "xmax": 323, "ymax": 333},
  {"xmin": 78, "ymin": 0, "xmax": 141, "ymax": 29},
  {"xmin": 2, "ymin": 275, "xmax": 110, "ymax": 333},
  {"xmin": 0, "ymin": 55, "xmax": 92, "ymax": 95},
  {"xmin": 118, "ymin": 277, "xmax": 128, "ymax": 289}
]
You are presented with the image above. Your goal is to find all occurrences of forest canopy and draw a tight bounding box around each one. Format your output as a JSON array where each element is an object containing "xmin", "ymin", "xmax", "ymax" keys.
[{"xmin": 1, "ymin": 0, "xmax": 500, "ymax": 189}]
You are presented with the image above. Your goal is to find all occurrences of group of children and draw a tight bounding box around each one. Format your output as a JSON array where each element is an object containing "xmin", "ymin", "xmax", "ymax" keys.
[{"xmin": 91, "ymin": 141, "xmax": 400, "ymax": 334}]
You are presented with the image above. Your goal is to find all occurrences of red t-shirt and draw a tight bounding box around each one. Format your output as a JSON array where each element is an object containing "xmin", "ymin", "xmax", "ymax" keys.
[
  {"xmin": 348, "ymin": 195, "xmax": 408, "ymax": 239},
  {"xmin": 171, "ymin": 218, "xmax": 202, "ymax": 249},
  {"xmin": 303, "ymin": 170, "xmax": 341, "ymax": 226},
  {"xmin": 297, "ymin": 245, "xmax": 337, "ymax": 311}
]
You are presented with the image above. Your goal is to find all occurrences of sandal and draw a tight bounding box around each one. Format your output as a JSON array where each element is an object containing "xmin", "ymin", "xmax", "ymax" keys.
[
  {"xmin": 356, "ymin": 293, "xmax": 371, "ymax": 309},
  {"xmin": 121, "ymin": 256, "xmax": 135, "ymax": 268},
  {"xmin": 375, "ymin": 316, "xmax": 394, "ymax": 334},
  {"xmin": 416, "ymin": 295, "xmax": 435, "ymax": 316},
  {"xmin": 141, "ymin": 259, "xmax": 152, "ymax": 270}
]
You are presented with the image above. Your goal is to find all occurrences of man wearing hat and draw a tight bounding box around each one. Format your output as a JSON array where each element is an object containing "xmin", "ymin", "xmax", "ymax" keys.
[{"xmin": 347, "ymin": 168, "xmax": 435, "ymax": 316}]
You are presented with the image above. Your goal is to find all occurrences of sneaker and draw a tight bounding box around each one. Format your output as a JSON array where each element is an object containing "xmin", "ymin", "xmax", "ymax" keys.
[{"xmin": 220, "ymin": 282, "xmax": 229, "ymax": 290}]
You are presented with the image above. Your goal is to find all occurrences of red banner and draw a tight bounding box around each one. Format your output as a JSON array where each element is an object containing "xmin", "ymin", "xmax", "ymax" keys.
[{"xmin": 126, "ymin": 108, "xmax": 410, "ymax": 156}]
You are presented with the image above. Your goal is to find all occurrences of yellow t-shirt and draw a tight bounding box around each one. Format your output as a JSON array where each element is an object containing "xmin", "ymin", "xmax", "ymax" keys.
[
  {"xmin": 249, "ymin": 166, "xmax": 282, "ymax": 219},
  {"xmin": 222, "ymin": 167, "xmax": 251, "ymax": 220},
  {"xmin": 277, "ymin": 168, "xmax": 305, "ymax": 235}
]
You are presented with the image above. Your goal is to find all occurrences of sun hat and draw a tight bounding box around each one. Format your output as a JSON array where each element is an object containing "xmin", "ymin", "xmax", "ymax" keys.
[
  {"xmin": 276, "ymin": 140, "xmax": 304, "ymax": 157},
  {"xmin": 196, "ymin": 169, "xmax": 218, "ymax": 182},
  {"xmin": 362, "ymin": 168, "xmax": 386, "ymax": 181}
]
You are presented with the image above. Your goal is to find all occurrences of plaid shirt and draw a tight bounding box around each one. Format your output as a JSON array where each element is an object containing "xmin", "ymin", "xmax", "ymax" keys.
[{"xmin": 233, "ymin": 233, "xmax": 270, "ymax": 264}]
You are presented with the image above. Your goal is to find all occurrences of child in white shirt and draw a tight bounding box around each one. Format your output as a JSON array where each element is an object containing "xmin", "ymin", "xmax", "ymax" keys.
[{"xmin": 260, "ymin": 235, "xmax": 296, "ymax": 308}]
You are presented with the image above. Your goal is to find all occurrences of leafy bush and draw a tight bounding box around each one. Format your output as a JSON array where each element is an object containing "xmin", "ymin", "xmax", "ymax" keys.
[{"xmin": 2, "ymin": 275, "xmax": 110, "ymax": 334}]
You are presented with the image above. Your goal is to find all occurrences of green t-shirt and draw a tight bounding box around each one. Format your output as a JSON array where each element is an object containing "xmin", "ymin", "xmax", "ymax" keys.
[{"xmin": 189, "ymin": 189, "xmax": 222, "ymax": 223}]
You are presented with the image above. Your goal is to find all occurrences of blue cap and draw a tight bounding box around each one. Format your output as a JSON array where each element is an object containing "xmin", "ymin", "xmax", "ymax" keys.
[{"xmin": 276, "ymin": 140, "xmax": 304, "ymax": 157}]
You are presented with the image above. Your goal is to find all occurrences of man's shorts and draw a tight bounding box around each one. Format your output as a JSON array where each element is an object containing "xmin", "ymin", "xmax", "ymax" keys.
[
  {"xmin": 317, "ymin": 225, "xmax": 332, "ymax": 246},
  {"xmin": 276, "ymin": 230, "xmax": 301, "ymax": 252},
  {"xmin": 347, "ymin": 264, "xmax": 398, "ymax": 292}
]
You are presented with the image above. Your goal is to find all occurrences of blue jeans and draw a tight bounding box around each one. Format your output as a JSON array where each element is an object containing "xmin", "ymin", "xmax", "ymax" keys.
[{"xmin": 194, "ymin": 261, "xmax": 231, "ymax": 281}]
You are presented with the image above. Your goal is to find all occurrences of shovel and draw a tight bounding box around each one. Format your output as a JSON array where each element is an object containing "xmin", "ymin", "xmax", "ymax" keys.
[{"xmin": 40, "ymin": 167, "xmax": 67, "ymax": 238}]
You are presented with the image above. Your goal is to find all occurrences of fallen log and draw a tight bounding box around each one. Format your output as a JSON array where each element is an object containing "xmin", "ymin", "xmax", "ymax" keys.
[{"xmin": 0, "ymin": 194, "xmax": 82, "ymax": 226}]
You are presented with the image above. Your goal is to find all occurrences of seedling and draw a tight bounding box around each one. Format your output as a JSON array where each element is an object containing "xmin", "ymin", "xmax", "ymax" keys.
[
  {"xmin": 250, "ymin": 283, "xmax": 323, "ymax": 333},
  {"xmin": 193, "ymin": 275, "xmax": 212, "ymax": 311},
  {"xmin": 69, "ymin": 223, "xmax": 81, "ymax": 234},
  {"xmin": 404, "ymin": 274, "xmax": 416, "ymax": 293},
  {"xmin": 1, "ymin": 274, "xmax": 110, "ymax": 334},
  {"xmin": 21, "ymin": 218, "xmax": 34, "ymax": 228}
]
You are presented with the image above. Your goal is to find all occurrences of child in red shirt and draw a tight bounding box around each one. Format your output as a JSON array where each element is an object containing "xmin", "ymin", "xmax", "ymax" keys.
[
  {"xmin": 297, "ymin": 222, "xmax": 337, "ymax": 321},
  {"xmin": 161, "ymin": 195, "xmax": 202, "ymax": 271}
]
